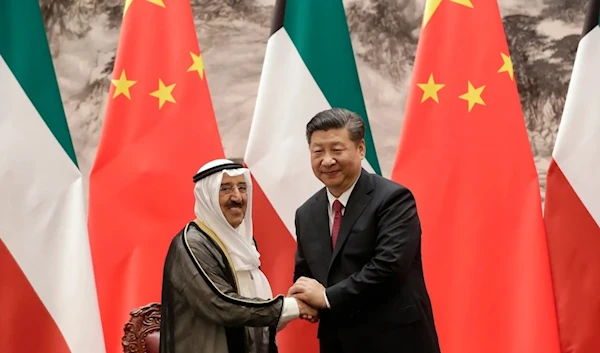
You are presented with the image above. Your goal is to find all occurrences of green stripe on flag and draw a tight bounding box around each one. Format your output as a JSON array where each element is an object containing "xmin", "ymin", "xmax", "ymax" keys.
[
  {"xmin": 0, "ymin": 0, "xmax": 78, "ymax": 167},
  {"xmin": 283, "ymin": 0, "xmax": 381, "ymax": 175}
]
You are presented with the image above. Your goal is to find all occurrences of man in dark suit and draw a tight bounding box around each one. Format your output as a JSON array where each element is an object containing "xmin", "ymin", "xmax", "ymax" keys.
[{"xmin": 289, "ymin": 108, "xmax": 441, "ymax": 353}]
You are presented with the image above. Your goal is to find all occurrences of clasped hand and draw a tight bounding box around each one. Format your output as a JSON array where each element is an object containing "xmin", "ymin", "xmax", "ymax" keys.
[{"xmin": 287, "ymin": 276, "xmax": 326, "ymax": 323}]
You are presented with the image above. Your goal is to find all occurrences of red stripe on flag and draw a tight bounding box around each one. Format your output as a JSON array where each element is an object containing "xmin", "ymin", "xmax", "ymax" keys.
[
  {"xmin": 545, "ymin": 160, "xmax": 600, "ymax": 353},
  {"xmin": 250, "ymin": 175, "xmax": 319, "ymax": 353},
  {"xmin": 0, "ymin": 240, "xmax": 71, "ymax": 353}
]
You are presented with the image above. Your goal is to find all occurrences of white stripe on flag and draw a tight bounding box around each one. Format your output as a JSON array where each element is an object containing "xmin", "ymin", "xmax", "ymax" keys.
[
  {"xmin": 245, "ymin": 28, "xmax": 374, "ymax": 239},
  {"xmin": 552, "ymin": 27, "xmax": 600, "ymax": 226},
  {"xmin": 0, "ymin": 56, "xmax": 105, "ymax": 353}
]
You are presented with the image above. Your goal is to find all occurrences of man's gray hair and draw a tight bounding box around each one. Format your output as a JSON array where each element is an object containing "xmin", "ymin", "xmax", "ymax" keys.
[{"xmin": 305, "ymin": 108, "xmax": 365, "ymax": 144}]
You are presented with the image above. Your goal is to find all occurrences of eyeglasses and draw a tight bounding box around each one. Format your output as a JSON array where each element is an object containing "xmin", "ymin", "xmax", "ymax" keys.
[{"xmin": 219, "ymin": 184, "xmax": 248, "ymax": 195}]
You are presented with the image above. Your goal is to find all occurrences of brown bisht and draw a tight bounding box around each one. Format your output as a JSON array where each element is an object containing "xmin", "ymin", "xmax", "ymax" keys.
[{"xmin": 159, "ymin": 221, "xmax": 284, "ymax": 353}]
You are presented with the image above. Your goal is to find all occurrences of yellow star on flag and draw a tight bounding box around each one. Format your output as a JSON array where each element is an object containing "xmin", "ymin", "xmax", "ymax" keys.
[
  {"xmin": 149, "ymin": 79, "xmax": 176, "ymax": 109},
  {"xmin": 422, "ymin": 0, "xmax": 442, "ymax": 28},
  {"xmin": 147, "ymin": 0, "xmax": 165, "ymax": 8},
  {"xmin": 417, "ymin": 74, "xmax": 445, "ymax": 103},
  {"xmin": 111, "ymin": 70, "xmax": 136, "ymax": 99},
  {"xmin": 498, "ymin": 52, "xmax": 514, "ymax": 80},
  {"xmin": 459, "ymin": 81, "xmax": 486, "ymax": 112},
  {"xmin": 450, "ymin": 0, "xmax": 474, "ymax": 8},
  {"xmin": 124, "ymin": 0, "xmax": 133, "ymax": 15},
  {"xmin": 187, "ymin": 52, "xmax": 205, "ymax": 79}
]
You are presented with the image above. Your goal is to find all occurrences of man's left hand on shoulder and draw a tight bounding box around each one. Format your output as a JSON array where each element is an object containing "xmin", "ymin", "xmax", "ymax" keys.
[{"xmin": 288, "ymin": 276, "xmax": 327, "ymax": 309}]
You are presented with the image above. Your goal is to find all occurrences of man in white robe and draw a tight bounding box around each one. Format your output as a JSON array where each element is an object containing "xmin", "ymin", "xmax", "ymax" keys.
[{"xmin": 159, "ymin": 159, "xmax": 317, "ymax": 353}]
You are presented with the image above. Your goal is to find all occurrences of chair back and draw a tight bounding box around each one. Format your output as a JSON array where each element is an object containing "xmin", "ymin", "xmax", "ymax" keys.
[{"xmin": 122, "ymin": 302, "xmax": 161, "ymax": 353}]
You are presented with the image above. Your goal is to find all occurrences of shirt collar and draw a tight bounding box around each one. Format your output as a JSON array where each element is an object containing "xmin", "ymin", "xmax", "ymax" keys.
[{"xmin": 326, "ymin": 173, "xmax": 361, "ymax": 210}]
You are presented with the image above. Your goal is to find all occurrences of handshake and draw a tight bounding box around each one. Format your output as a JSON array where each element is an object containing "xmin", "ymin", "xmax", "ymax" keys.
[{"xmin": 287, "ymin": 276, "xmax": 325, "ymax": 324}]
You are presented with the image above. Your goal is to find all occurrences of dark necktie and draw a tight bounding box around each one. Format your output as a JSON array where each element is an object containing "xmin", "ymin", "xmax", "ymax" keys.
[{"xmin": 331, "ymin": 200, "xmax": 343, "ymax": 248}]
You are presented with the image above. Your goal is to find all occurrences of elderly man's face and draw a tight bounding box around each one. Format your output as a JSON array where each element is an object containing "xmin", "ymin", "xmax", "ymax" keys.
[{"xmin": 219, "ymin": 173, "xmax": 248, "ymax": 228}]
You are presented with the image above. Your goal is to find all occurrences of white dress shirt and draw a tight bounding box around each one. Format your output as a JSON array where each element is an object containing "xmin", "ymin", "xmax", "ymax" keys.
[
  {"xmin": 322, "ymin": 174, "xmax": 361, "ymax": 308},
  {"xmin": 326, "ymin": 175, "xmax": 360, "ymax": 231}
]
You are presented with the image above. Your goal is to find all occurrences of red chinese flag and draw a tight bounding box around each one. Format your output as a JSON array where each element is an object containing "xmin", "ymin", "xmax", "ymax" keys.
[
  {"xmin": 87, "ymin": 1, "xmax": 224, "ymax": 352},
  {"xmin": 391, "ymin": 1, "xmax": 561, "ymax": 353}
]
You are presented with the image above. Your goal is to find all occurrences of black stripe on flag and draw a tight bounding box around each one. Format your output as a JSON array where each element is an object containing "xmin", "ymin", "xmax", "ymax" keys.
[
  {"xmin": 582, "ymin": 0, "xmax": 600, "ymax": 37},
  {"xmin": 270, "ymin": 0, "xmax": 287, "ymax": 36}
]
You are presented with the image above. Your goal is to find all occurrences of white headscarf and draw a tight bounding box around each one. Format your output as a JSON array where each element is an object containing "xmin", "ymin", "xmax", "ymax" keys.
[
  {"xmin": 193, "ymin": 159, "xmax": 273, "ymax": 300},
  {"xmin": 193, "ymin": 159, "xmax": 261, "ymax": 271}
]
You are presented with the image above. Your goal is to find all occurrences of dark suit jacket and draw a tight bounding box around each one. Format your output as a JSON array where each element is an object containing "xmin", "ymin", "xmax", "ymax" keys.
[{"xmin": 294, "ymin": 169, "xmax": 441, "ymax": 353}]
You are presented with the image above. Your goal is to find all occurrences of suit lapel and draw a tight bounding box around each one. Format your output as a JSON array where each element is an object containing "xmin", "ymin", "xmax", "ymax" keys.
[
  {"xmin": 311, "ymin": 189, "xmax": 333, "ymax": 273},
  {"xmin": 329, "ymin": 170, "xmax": 373, "ymax": 267}
]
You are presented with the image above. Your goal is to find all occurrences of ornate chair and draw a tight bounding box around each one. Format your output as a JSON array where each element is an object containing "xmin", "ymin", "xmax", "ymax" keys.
[{"xmin": 122, "ymin": 302, "xmax": 161, "ymax": 353}]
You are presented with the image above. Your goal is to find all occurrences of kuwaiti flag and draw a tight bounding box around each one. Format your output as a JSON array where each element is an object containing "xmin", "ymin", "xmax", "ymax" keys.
[
  {"xmin": 0, "ymin": 1, "xmax": 105, "ymax": 352},
  {"xmin": 544, "ymin": 1, "xmax": 600, "ymax": 351},
  {"xmin": 244, "ymin": 1, "xmax": 379, "ymax": 352}
]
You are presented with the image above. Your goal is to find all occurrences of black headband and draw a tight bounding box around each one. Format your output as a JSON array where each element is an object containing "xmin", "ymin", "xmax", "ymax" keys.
[{"xmin": 192, "ymin": 163, "xmax": 244, "ymax": 183}]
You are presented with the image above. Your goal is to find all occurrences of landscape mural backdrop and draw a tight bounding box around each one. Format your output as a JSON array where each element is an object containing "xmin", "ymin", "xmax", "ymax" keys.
[{"xmin": 41, "ymin": 0, "xmax": 587, "ymax": 203}]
